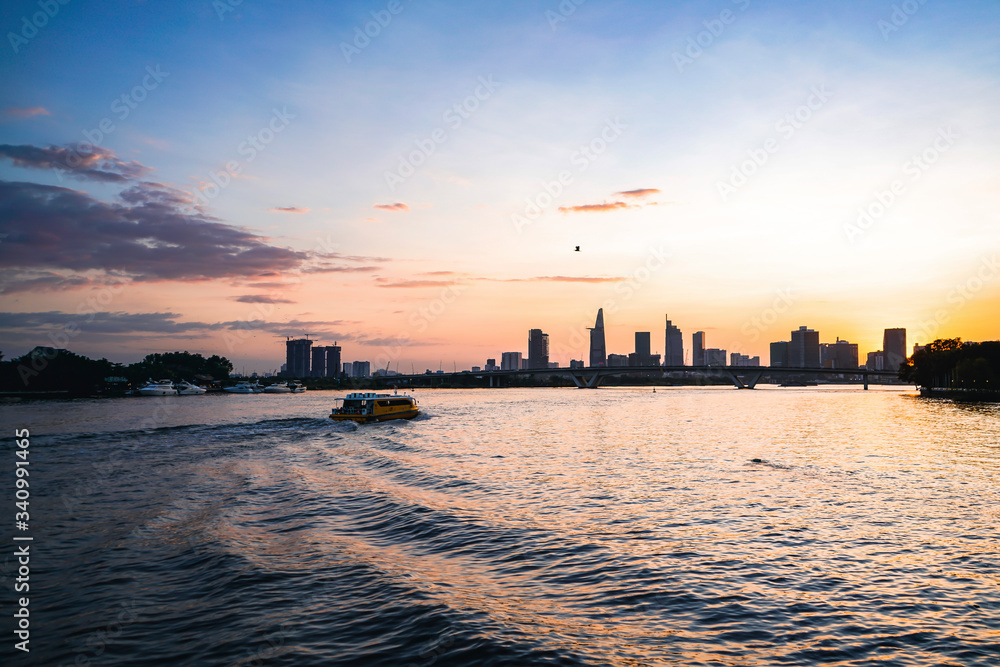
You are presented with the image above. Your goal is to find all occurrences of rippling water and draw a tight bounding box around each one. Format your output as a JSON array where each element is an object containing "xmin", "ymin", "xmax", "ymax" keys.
[{"xmin": 3, "ymin": 387, "xmax": 999, "ymax": 665}]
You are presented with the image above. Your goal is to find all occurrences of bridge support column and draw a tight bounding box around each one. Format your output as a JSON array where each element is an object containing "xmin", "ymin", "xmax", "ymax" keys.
[
  {"xmin": 725, "ymin": 370, "xmax": 747, "ymax": 389},
  {"xmin": 864, "ymin": 373, "xmax": 868, "ymax": 390},
  {"xmin": 745, "ymin": 372, "xmax": 762, "ymax": 389},
  {"xmin": 570, "ymin": 373, "xmax": 603, "ymax": 388}
]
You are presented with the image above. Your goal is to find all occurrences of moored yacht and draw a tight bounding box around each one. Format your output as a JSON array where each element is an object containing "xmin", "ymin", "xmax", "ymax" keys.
[
  {"xmin": 224, "ymin": 381, "xmax": 262, "ymax": 394},
  {"xmin": 175, "ymin": 380, "xmax": 208, "ymax": 395},
  {"xmin": 138, "ymin": 379, "xmax": 177, "ymax": 396},
  {"xmin": 263, "ymin": 382, "xmax": 291, "ymax": 393}
]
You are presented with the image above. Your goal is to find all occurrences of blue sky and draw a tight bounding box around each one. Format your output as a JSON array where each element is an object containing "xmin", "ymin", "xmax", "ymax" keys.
[{"xmin": 1, "ymin": 0, "xmax": 998, "ymax": 371}]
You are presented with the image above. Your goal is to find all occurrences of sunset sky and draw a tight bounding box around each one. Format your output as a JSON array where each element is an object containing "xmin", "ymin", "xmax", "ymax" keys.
[{"xmin": 1, "ymin": 0, "xmax": 998, "ymax": 373}]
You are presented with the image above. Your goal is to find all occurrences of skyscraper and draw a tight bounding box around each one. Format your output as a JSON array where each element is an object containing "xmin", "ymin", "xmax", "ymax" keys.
[
  {"xmin": 635, "ymin": 332, "xmax": 651, "ymax": 366},
  {"xmin": 692, "ymin": 331, "xmax": 705, "ymax": 366},
  {"xmin": 308, "ymin": 344, "xmax": 342, "ymax": 377},
  {"xmin": 325, "ymin": 344, "xmax": 342, "ymax": 378},
  {"xmin": 770, "ymin": 341, "xmax": 789, "ymax": 367},
  {"xmin": 883, "ymin": 328, "xmax": 907, "ymax": 372},
  {"xmin": 820, "ymin": 338, "xmax": 859, "ymax": 369},
  {"xmin": 311, "ymin": 346, "xmax": 327, "ymax": 377},
  {"xmin": 501, "ymin": 352, "xmax": 522, "ymax": 371},
  {"xmin": 285, "ymin": 338, "xmax": 312, "ymax": 378},
  {"xmin": 528, "ymin": 329, "xmax": 549, "ymax": 369},
  {"xmin": 704, "ymin": 348, "xmax": 727, "ymax": 366},
  {"xmin": 589, "ymin": 308, "xmax": 606, "ymax": 367},
  {"xmin": 789, "ymin": 326, "xmax": 820, "ymax": 367},
  {"xmin": 664, "ymin": 316, "xmax": 684, "ymax": 366}
]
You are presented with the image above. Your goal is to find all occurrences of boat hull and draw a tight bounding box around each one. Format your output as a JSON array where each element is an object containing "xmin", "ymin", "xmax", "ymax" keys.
[
  {"xmin": 329, "ymin": 409, "xmax": 418, "ymax": 423},
  {"xmin": 138, "ymin": 388, "xmax": 177, "ymax": 396}
]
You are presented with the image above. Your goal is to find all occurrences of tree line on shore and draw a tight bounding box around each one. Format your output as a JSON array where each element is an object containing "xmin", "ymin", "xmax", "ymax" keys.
[
  {"xmin": 0, "ymin": 349, "xmax": 233, "ymax": 394},
  {"xmin": 900, "ymin": 338, "xmax": 1000, "ymax": 390}
]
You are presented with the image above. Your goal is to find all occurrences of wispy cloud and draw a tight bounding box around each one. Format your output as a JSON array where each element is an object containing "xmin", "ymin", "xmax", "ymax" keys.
[
  {"xmin": 4, "ymin": 107, "xmax": 51, "ymax": 119},
  {"xmin": 374, "ymin": 202, "xmax": 409, "ymax": 212},
  {"xmin": 234, "ymin": 295, "xmax": 295, "ymax": 304},
  {"xmin": 269, "ymin": 206, "xmax": 310, "ymax": 214},
  {"xmin": 375, "ymin": 278, "xmax": 457, "ymax": 288},
  {"xmin": 558, "ymin": 201, "xmax": 630, "ymax": 213},
  {"xmin": 485, "ymin": 275, "xmax": 625, "ymax": 284},
  {"xmin": 300, "ymin": 265, "xmax": 379, "ymax": 274},
  {"xmin": 0, "ymin": 311, "xmax": 352, "ymax": 341},
  {"xmin": 0, "ymin": 143, "xmax": 151, "ymax": 183},
  {"xmin": 615, "ymin": 188, "xmax": 660, "ymax": 198}
]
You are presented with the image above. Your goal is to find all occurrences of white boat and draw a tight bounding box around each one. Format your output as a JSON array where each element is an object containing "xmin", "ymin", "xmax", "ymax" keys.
[
  {"xmin": 288, "ymin": 381, "xmax": 306, "ymax": 393},
  {"xmin": 224, "ymin": 382, "xmax": 262, "ymax": 394},
  {"xmin": 175, "ymin": 380, "xmax": 207, "ymax": 395},
  {"xmin": 138, "ymin": 379, "xmax": 177, "ymax": 396},
  {"xmin": 263, "ymin": 382, "xmax": 291, "ymax": 393}
]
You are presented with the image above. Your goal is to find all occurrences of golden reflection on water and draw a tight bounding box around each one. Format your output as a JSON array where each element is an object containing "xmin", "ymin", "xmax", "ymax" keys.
[{"xmin": 192, "ymin": 386, "xmax": 1000, "ymax": 663}]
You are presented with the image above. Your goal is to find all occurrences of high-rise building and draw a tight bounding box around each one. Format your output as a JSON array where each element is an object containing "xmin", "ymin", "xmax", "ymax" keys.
[
  {"xmin": 635, "ymin": 332, "xmax": 651, "ymax": 366},
  {"xmin": 308, "ymin": 344, "xmax": 343, "ymax": 377},
  {"xmin": 883, "ymin": 328, "xmax": 907, "ymax": 372},
  {"xmin": 528, "ymin": 329, "xmax": 549, "ymax": 369},
  {"xmin": 342, "ymin": 362, "xmax": 353, "ymax": 377},
  {"xmin": 607, "ymin": 353, "xmax": 629, "ymax": 367},
  {"xmin": 285, "ymin": 338, "xmax": 312, "ymax": 378},
  {"xmin": 820, "ymin": 338, "xmax": 859, "ymax": 369},
  {"xmin": 789, "ymin": 326, "xmax": 820, "ymax": 368},
  {"xmin": 325, "ymin": 344, "xmax": 341, "ymax": 378},
  {"xmin": 704, "ymin": 348, "xmax": 727, "ymax": 366},
  {"xmin": 730, "ymin": 353, "xmax": 760, "ymax": 367},
  {"xmin": 569, "ymin": 359, "xmax": 584, "ymax": 369},
  {"xmin": 770, "ymin": 341, "xmax": 789, "ymax": 367},
  {"xmin": 501, "ymin": 352, "xmax": 522, "ymax": 371},
  {"xmin": 485, "ymin": 358, "xmax": 498, "ymax": 371},
  {"xmin": 866, "ymin": 351, "xmax": 885, "ymax": 370},
  {"xmin": 311, "ymin": 346, "xmax": 327, "ymax": 377},
  {"xmin": 664, "ymin": 316, "xmax": 684, "ymax": 367},
  {"xmin": 589, "ymin": 309, "xmax": 606, "ymax": 367},
  {"xmin": 692, "ymin": 331, "xmax": 705, "ymax": 366},
  {"xmin": 351, "ymin": 361, "xmax": 370, "ymax": 378}
]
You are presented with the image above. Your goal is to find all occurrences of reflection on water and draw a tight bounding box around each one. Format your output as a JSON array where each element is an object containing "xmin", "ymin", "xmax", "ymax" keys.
[{"xmin": 4, "ymin": 386, "xmax": 999, "ymax": 665}]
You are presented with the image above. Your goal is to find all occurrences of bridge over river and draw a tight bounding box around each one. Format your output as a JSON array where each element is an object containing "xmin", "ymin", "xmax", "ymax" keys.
[{"xmin": 379, "ymin": 365, "xmax": 904, "ymax": 389}]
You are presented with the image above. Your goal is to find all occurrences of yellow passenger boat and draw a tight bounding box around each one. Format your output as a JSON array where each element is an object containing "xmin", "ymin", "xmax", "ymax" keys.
[{"xmin": 329, "ymin": 392, "xmax": 419, "ymax": 423}]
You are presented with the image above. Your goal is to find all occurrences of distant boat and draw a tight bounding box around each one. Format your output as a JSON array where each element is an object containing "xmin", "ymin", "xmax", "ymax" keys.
[
  {"xmin": 138, "ymin": 380, "xmax": 177, "ymax": 396},
  {"xmin": 288, "ymin": 381, "xmax": 306, "ymax": 393},
  {"xmin": 175, "ymin": 380, "xmax": 207, "ymax": 395},
  {"xmin": 263, "ymin": 382, "xmax": 291, "ymax": 393},
  {"xmin": 224, "ymin": 382, "xmax": 262, "ymax": 394},
  {"xmin": 329, "ymin": 392, "xmax": 418, "ymax": 423}
]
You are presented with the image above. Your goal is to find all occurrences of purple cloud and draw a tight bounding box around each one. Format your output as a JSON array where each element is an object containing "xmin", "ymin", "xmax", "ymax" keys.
[{"xmin": 0, "ymin": 143, "xmax": 152, "ymax": 183}]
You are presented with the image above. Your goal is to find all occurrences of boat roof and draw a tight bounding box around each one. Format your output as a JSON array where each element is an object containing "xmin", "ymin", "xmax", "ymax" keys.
[{"xmin": 343, "ymin": 392, "xmax": 413, "ymax": 399}]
